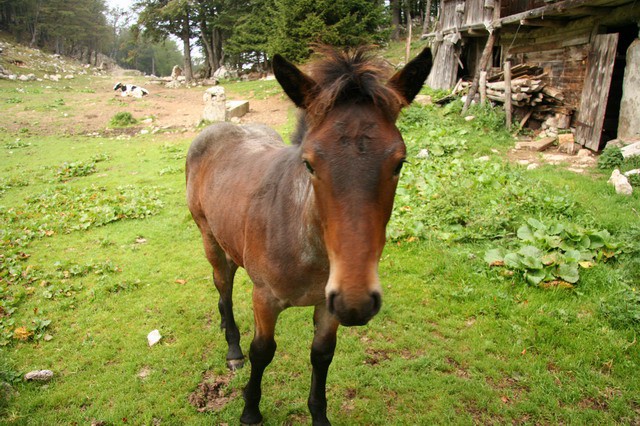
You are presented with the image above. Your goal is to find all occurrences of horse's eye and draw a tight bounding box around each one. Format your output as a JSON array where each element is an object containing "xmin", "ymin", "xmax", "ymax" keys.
[
  {"xmin": 393, "ymin": 159, "xmax": 406, "ymax": 176},
  {"xmin": 303, "ymin": 160, "xmax": 315, "ymax": 175}
]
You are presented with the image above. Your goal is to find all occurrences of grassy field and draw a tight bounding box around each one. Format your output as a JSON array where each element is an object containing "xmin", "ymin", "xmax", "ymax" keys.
[{"xmin": 1, "ymin": 45, "xmax": 640, "ymax": 425}]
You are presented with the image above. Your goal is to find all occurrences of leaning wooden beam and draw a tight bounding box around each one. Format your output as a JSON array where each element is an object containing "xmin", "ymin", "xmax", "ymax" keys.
[
  {"xmin": 462, "ymin": 31, "xmax": 496, "ymax": 113},
  {"xmin": 501, "ymin": 0, "xmax": 594, "ymax": 25},
  {"xmin": 479, "ymin": 71, "xmax": 487, "ymax": 105},
  {"xmin": 504, "ymin": 61, "xmax": 512, "ymax": 128},
  {"xmin": 519, "ymin": 18, "xmax": 567, "ymax": 27}
]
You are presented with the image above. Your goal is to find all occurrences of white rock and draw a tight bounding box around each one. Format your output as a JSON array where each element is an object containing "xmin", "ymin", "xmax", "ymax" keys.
[
  {"xmin": 476, "ymin": 155, "xmax": 490, "ymax": 162},
  {"xmin": 527, "ymin": 163, "xmax": 539, "ymax": 170},
  {"xmin": 577, "ymin": 149, "xmax": 593, "ymax": 158},
  {"xmin": 64, "ymin": 74, "xmax": 74, "ymax": 79},
  {"xmin": 24, "ymin": 370, "xmax": 54, "ymax": 382},
  {"xmin": 608, "ymin": 169, "xmax": 633, "ymax": 195},
  {"xmin": 624, "ymin": 169, "xmax": 640, "ymax": 177},
  {"xmin": 416, "ymin": 149, "xmax": 429, "ymax": 159},
  {"xmin": 621, "ymin": 141, "xmax": 640, "ymax": 159},
  {"xmin": 464, "ymin": 115, "xmax": 475, "ymax": 121},
  {"xmin": 147, "ymin": 329, "xmax": 162, "ymax": 346}
]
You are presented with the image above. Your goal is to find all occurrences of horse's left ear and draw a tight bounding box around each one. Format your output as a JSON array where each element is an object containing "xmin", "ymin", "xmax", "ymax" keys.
[
  {"xmin": 388, "ymin": 47, "xmax": 433, "ymax": 105},
  {"xmin": 272, "ymin": 54, "xmax": 318, "ymax": 109}
]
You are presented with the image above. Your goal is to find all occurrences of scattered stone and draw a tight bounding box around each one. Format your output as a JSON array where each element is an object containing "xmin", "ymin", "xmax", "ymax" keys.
[
  {"xmin": 608, "ymin": 169, "xmax": 633, "ymax": 195},
  {"xmin": 515, "ymin": 136, "xmax": 556, "ymax": 152},
  {"xmin": 202, "ymin": 78, "xmax": 219, "ymax": 86},
  {"xmin": 24, "ymin": 370, "xmax": 54, "ymax": 382},
  {"xmin": 518, "ymin": 159, "xmax": 530, "ymax": 166},
  {"xmin": 147, "ymin": 329, "xmax": 162, "ymax": 346},
  {"xmin": 557, "ymin": 133, "xmax": 577, "ymax": 154},
  {"xmin": 202, "ymin": 86, "xmax": 226, "ymax": 122},
  {"xmin": 64, "ymin": 74, "xmax": 74, "ymax": 79},
  {"xmin": 414, "ymin": 94, "xmax": 432, "ymax": 105},
  {"xmin": 624, "ymin": 169, "xmax": 640, "ymax": 177},
  {"xmin": 621, "ymin": 141, "xmax": 640, "ymax": 159},
  {"xmin": 527, "ymin": 163, "xmax": 539, "ymax": 170},
  {"xmin": 140, "ymin": 129, "xmax": 149, "ymax": 135},
  {"xmin": 416, "ymin": 149, "xmax": 429, "ymax": 159},
  {"xmin": 213, "ymin": 66, "xmax": 230, "ymax": 80},
  {"xmin": 476, "ymin": 155, "xmax": 490, "ymax": 162},
  {"xmin": 171, "ymin": 65, "xmax": 182, "ymax": 80},
  {"xmin": 464, "ymin": 115, "xmax": 475, "ymax": 122},
  {"xmin": 226, "ymin": 100, "xmax": 249, "ymax": 120},
  {"xmin": 141, "ymin": 118, "xmax": 153, "ymax": 124},
  {"xmin": 605, "ymin": 139, "xmax": 626, "ymax": 149},
  {"xmin": 577, "ymin": 148, "xmax": 593, "ymax": 158}
]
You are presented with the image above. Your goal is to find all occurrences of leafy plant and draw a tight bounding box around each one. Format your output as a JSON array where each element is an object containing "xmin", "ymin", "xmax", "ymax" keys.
[
  {"xmin": 55, "ymin": 161, "xmax": 97, "ymax": 181},
  {"xmin": 600, "ymin": 285, "xmax": 640, "ymax": 328},
  {"xmin": 598, "ymin": 146, "xmax": 624, "ymax": 170},
  {"xmin": 3, "ymin": 139, "xmax": 30, "ymax": 149},
  {"xmin": 109, "ymin": 111, "xmax": 137, "ymax": 127},
  {"xmin": 485, "ymin": 218, "xmax": 619, "ymax": 286}
]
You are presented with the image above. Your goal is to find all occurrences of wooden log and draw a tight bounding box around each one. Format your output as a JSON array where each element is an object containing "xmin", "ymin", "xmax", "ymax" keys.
[
  {"xmin": 462, "ymin": 32, "xmax": 496, "ymax": 113},
  {"xmin": 486, "ymin": 89, "xmax": 529, "ymax": 101},
  {"xmin": 479, "ymin": 71, "xmax": 487, "ymax": 105},
  {"xmin": 542, "ymin": 86, "xmax": 565, "ymax": 101},
  {"xmin": 504, "ymin": 60, "xmax": 512, "ymax": 128}
]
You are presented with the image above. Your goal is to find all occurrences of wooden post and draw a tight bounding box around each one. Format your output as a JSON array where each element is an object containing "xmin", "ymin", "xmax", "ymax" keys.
[
  {"xmin": 462, "ymin": 31, "xmax": 496, "ymax": 113},
  {"xmin": 479, "ymin": 71, "xmax": 487, "ymax": 105},
  {"xmin": 504, "ymin": 60, "xmax": 512, "ymax": 128}
]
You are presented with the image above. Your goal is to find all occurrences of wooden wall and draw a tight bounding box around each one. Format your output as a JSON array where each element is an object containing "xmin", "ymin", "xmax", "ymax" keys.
[
  {"xmin": 439, "ymin": 0, "xmax": 495, "ymax": 31},
  {"xmin": 499, "ymin": 17, "xmax": 595, "ymax": 110},
  {"xmin": 501, "ymin": 0, "xmax": 546, "ymax": 17}
]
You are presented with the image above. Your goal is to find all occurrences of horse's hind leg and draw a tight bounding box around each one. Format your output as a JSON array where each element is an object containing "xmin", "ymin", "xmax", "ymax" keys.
[{"xmin": 202, "ymin": 231, "xmax": 244, "ymax": 370}]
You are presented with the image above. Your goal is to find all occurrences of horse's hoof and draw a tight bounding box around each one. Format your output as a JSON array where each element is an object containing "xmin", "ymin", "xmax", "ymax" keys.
[
  {"xmin": 240, "ymin": 412, "xmax": 263, "ymax": 426},
  {"xmin": 227, "ymin": 358, "xmax": 244, "ymax": 371}
]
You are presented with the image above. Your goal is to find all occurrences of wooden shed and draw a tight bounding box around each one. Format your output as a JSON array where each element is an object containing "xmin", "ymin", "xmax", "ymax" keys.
[{"xmin": 423, "ymin": 0, "xmax": 640, "ymax": 151}]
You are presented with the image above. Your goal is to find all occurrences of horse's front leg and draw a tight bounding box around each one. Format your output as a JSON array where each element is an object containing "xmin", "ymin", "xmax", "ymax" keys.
[
  {"xmin": 308, "ymin": 303, "xmax": 340, "ymax": 426},
  {"xmin": 240, "ymin": 289, "xmax": 281, "ymax": 426}
]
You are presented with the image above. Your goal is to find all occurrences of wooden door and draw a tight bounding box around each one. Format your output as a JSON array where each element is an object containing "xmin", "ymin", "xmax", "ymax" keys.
[{"xmin": 576, "ymin": 33, "xmax": 619, "ymax": 151}]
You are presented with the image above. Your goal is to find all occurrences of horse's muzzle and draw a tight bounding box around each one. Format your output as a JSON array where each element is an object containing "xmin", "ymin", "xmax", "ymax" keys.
[{"xmin": 327, "ymin": 290, "xmax": 382, "ymax": 326}]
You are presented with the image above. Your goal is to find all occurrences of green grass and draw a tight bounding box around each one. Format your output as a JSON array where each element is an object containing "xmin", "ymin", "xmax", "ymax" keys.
[{"xmin": 1, "ymin": 50, "xmax": 640, "ymax": 425}]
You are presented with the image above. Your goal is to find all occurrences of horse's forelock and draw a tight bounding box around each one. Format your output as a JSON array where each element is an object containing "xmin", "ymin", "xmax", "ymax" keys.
[{"xmin": 306, "ymin": 46, "xmax": 405, "ymax": 124}]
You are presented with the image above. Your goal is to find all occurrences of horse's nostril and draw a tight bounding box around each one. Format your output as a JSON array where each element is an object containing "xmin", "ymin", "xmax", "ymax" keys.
[
  {"xmin": 371, "ymin": 292, "xmax": 382, "ymax": 315},
  {"xmin": 327, "ymin": 291, "xmax": 338, "ymax": 314}
]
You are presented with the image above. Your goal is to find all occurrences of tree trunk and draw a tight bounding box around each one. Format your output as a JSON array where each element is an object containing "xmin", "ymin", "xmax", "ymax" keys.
[
  {"xmin": 212, "ymin": 27, "xmax": 223, "ymax": 71},
  {"xmin": 462, "ymin": 32, "xmax": 496, "ymax": 113},
  {"xmin": 422, "ymin": 0, "xmax": 432, "ymax": 34},
  {"xmin": 390, "ymin": 0, "xmax": 402, "ymax": 41},
  {"xmin": 182, "ymin": 29, "xmax": 193, "ymax": 82}
]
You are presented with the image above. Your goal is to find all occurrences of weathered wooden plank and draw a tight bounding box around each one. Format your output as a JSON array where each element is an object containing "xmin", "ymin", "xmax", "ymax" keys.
[
  {"xmin": 426, "ymin": 40, "xmax": 459, "ymax": 90},
  {"xmin": 575, "ymin": 33, "xmax": 619, "ymax": 151}
]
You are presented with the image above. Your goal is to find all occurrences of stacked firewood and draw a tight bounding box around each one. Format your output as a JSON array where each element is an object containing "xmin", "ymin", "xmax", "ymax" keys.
[
  {"xmin": 456, "ymin": 64, "xmax": 565, "ymax": 108},
  {"xmin": 447, "ymin": 63, "xmax": 572, "ymax": 131}
]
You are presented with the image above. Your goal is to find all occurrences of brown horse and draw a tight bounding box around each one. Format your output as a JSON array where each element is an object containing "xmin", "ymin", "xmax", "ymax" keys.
[{"xmin": 186, "ymin": 46, "xmax": 432, "ymax": 425}]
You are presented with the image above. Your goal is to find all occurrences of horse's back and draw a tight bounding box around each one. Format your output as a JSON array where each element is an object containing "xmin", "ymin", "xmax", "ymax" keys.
[
  {"xmin": 186, "ymin": 122, "xmax": 286, "ymax": 266},
  {"xmin": 187, "ymin": 122, "xmax": 283, "ymax": 166}
]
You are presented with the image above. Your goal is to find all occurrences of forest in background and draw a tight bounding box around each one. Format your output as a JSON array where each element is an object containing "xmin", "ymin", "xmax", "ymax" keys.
[{"xmin": 0, "ymin": 0, "xmax": 439, "ymax": 78}]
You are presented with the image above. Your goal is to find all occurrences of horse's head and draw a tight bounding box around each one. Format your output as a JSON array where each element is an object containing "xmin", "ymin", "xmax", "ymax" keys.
[{"xmin": 273, "ymin": 47, "xmax": 432, "ymax": 326}]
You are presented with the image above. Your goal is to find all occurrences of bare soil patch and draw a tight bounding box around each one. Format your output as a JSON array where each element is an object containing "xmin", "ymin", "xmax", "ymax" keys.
[{"xmin": 188, "ymin": 370, "xmax": 238, "ymax": 413}]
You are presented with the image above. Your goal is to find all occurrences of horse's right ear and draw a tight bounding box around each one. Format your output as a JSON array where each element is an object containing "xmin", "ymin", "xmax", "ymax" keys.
[
  {"xmin": 272, "ymin": 54, "xmax": 318, "ymax": 109},
  {"xmin": 388, "ymin": 47, "xmax": 433, "ymax": 105}
]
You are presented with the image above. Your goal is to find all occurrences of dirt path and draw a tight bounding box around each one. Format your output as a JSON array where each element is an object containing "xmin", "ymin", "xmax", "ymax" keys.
[{"xmin": 4, "ymin": 74, "xmax": 291, "ymax": 137}]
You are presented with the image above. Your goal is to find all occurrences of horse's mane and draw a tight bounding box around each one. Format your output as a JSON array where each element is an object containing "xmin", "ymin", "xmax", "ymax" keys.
[{"xmin": 291, "ymin": 46, "xmax": 405, "ymax": 145}]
